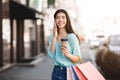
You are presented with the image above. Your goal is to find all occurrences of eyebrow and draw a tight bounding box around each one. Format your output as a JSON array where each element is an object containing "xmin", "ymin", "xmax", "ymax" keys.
[{"xmin": 56, "ymin": 16, "xmax": 66, "ymax": 18}]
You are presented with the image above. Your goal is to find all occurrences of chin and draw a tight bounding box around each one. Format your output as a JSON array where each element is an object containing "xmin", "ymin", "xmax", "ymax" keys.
[
  {"xmin": 58, "ymin": 25, "xmax": 65, "ymax": 28},
  {"xmin": 59, "ymin": 26, "xmax": 65, "ymax": 29}
]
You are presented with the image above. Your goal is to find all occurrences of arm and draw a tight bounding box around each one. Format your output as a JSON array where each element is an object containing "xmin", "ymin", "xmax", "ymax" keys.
[
  {"xmin": 61, "ymin": 45, "xmax": 80, "ymax": 63},
  {"xmin": 50, "ymin": 22, "xmax": 58, "ymax": 52},
  {"xmin": 50, "ymin": 37, "xmax": 57, "ymax": 52},
  {"xmin": 66, "ymin": 53, "xmax": 80, "ymax": 63},
  {"xmin": 48, "ymin": 35, "xmax": 56, "ymax": 59},
  {"xmin": 61, "ymin": 34, "xmax": 82, "ymax": 63},
  {"xmin": 47, "ymin": 22, "xmax": 58, "ymax": 59}
]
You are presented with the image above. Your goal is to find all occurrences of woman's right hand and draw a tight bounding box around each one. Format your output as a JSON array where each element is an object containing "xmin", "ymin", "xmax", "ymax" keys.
[{"xmin": 53, "ymin": 22, "xmax": 58, "ymax": 39}]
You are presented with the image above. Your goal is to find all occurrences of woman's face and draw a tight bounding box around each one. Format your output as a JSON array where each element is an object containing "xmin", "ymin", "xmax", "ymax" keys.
[{"xmin": 55, "ymin": 12, "xmax": 67, "ymax": 29}]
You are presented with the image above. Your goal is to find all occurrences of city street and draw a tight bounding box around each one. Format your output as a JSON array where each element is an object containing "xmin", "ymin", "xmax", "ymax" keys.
[
  {"xmin": 0, "ymin": 42, "xmax": 92, "ymax": 80},
  {"xmin": 1, "ymin": 0, "xmax": 120, "ymax": 80},
  {"xmin": 0, "ymin": 42, "xmax": 114, "ymax": 80}
]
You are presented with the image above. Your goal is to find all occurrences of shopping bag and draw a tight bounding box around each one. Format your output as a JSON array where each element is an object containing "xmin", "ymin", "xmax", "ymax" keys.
[
  {"xmin": 74, "ymin": 61, "xmax": 105, "ymax": 80},
  {"xmin": 67, "ymin": 67, "xmax": 74, "ymax": 80},
  {"xmin": 72, "ymin": 65, "xmax": 87, "ymax": 80},
  {"xmin": 67, "ymin": 67, "xmax": 79, "ymax": 80},
  {"xmin": 71, "ymin": 67, "xmax": 79, "ymax": 80}
]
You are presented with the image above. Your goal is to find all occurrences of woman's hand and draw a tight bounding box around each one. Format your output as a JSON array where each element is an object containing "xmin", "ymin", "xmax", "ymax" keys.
[
  {"xmin": 53, "ymin": 22, "xmax": 58, "ymax": 39},
  {"xmin": 61, "ymin": 44, "xmax": 70, "ymax": 56},
  {"xmin": 61, "ymin": 44, "xmax": 80, "ymax": 63}
]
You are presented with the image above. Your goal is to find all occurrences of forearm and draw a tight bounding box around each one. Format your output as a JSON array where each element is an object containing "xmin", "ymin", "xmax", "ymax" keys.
[
  {"xmin": 50, "ymin": 38, "xmax": 57, "ymax": 53},
  {"xmin": 65, "ymin": 53, "xmax": 80, "ymax": 63}
]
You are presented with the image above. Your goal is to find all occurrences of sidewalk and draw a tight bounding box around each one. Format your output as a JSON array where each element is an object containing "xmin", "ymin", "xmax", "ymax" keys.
[
  {"xmin": 0, "ymin": 55, "xmax": 54, "ymax": 80},
  {"xmin": 0, "ymin": 42, "xmax": 99, "ymax": 80},
  {"xmin": 0, "ymin": 42, "xmax": 91, "ymax": 80}
]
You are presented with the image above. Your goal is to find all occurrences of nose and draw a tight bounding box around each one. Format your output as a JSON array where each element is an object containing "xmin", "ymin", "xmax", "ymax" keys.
[{"xmin": 59, "ymin": 18, "xmax": 63, "ymax": 22}]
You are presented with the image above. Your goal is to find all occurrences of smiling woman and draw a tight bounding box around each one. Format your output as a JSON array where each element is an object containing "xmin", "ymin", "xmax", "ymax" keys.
[{"xmin": 47, "ymin": 9, "xmax": 82, "ymax": 80}]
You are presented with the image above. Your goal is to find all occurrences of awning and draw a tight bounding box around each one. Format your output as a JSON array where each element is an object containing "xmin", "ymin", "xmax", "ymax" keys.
[{"xmin": 3, "ymin": 1, "xmax": 42, "ymax": 19}]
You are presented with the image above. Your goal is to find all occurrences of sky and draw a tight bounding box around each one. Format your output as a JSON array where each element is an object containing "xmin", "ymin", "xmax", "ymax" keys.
[{"xmin": 76, "ymin": 0, "xmax": 120, "ymax": 37}]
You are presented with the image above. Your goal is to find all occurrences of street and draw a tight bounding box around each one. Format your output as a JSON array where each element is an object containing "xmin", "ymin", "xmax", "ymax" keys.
[{"xmin": 0, "ymin": 42, "xmax": 106, "ymax": 80}]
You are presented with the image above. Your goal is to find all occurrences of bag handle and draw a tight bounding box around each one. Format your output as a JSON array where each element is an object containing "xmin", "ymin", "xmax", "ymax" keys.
[{"xmin": 77, "ymin": 56, "xmax": 85, "ymax": 63}]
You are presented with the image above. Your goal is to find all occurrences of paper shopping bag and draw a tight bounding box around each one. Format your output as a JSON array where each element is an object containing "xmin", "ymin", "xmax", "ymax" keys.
[
  {"xmin": 75, "ymin": 61, "xmax": 105, "ymax": 80},
  {"xmin": 72, "ymin": 65, "xmax": 87, "ymax": 80},
  {"xmin": 67, "ymin": 67, "xmax": 79, "ymax": 80},
  {"xmin": 71, "ymin": 67, "xmax": 79, "ymax": 80},
  {"xmin": 67, "ymin": 67, "xmax": 74, "ymax": 80}
]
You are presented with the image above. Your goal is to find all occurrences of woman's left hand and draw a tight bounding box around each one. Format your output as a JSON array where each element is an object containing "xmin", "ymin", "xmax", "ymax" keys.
[
  {"xmin": 61, "ymin": 44, "xmax": 80, "ymax": 63},
  {"xmin": 61, "ymin": 44, "xmax": 70, "ymax": 56}
]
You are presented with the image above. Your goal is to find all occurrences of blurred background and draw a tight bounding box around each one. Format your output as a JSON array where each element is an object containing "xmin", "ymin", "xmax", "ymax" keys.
[{"xmin": 0, "ymin": 0, "xmax": 120, "ymax": 80}]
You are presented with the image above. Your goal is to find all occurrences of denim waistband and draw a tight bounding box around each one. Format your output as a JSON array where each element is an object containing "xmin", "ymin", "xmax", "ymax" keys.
[{"xmin": 54, "ymin": 65, "xmax": 66, "ymax": 70}]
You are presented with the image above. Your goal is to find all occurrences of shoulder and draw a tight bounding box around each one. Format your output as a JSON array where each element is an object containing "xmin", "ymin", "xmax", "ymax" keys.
[
  {"xmin": 48, "ymin": 34, "xmax": 53, "ymax": 41},
  {"xmin": 68, "ymin": 33, "xmax": 77, "ymax": 39},
  {"xmin": 68, "ymin": 33, "xmax": 78, "ymax": 43},
  {"xmin": 50, "ymin": 34, "xmax": 53, "ymax": 38},
  {"xmin": 68, "ymin": 33, "xmax": 80, "ymax": 45}
]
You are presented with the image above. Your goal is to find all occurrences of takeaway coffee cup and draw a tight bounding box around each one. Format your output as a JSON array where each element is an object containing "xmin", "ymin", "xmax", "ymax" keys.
[{"xmin": 61, "ymin": 37, "xmax": 68, "ymax": 47}]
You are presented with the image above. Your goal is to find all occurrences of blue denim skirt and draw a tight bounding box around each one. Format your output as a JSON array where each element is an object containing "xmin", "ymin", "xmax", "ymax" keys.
[{"xmin": 52, "ymin": 66, "xmax": 66, "ymax": 80}]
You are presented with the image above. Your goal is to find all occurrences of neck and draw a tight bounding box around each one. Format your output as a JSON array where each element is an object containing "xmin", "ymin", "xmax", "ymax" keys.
[{"xmin": 58, "ymin": 28, "xmax": 68, "ymax": 37}]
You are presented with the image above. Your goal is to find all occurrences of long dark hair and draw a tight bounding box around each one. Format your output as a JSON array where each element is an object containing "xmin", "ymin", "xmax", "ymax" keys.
[{"xmin": 54, "ymin": 9, "xmax": 80, "ymax": 43}]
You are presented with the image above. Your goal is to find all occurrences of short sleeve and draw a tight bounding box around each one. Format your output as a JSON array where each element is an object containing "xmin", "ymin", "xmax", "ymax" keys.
[
  {"xmin": 69, "ymin": 34, "xmax": 82, "ymax": 60},
  {"xmin": 47, "ymin": 34, "xmax": 55, "ymax": 59}
]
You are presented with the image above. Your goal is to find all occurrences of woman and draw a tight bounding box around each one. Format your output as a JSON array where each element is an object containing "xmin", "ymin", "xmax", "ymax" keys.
[{"xmin": 48, "ymin": 9, "xmax": 82, "ymax": 80}]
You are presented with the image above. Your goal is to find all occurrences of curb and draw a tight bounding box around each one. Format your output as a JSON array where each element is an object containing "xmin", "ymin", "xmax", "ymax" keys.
[
  {"xmin": 16, "ymin": 56, "xmax": 45, "ymax": 67},
  {"xmin": 0, "ymin": 64, "xmax": 15, "ymax": 73},
  {"xmin": 0, "ymin": 54, "xmax": 46, "ymax": 72}
]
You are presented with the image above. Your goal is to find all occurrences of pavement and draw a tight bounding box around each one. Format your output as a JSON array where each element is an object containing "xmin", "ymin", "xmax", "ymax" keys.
[
  {"xmin": 0, "ymin": 42, "xmax": 92, "ymax": 80},
  {"xmin": 0, "ymin": 55, "xmax": 54, "ymax": 80},
  {"xmin": 0, "ymin": 42, "xmax": 117, "ymax": 80}
]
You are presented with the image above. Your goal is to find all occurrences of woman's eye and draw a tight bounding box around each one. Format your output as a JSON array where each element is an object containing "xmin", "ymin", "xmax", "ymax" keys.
[
  {"xmin": 62, "ymin": 16, "xmax": 66, "ymax": 19},
  {"xmin": 56, "ymin": 18, "xmax": 59, "ymax": 19}
]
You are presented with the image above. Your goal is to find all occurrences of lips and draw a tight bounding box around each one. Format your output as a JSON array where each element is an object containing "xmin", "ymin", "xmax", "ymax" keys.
[{"xmin": 58, "ymin": 22, "xmax": 65, "ymax": 26}]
